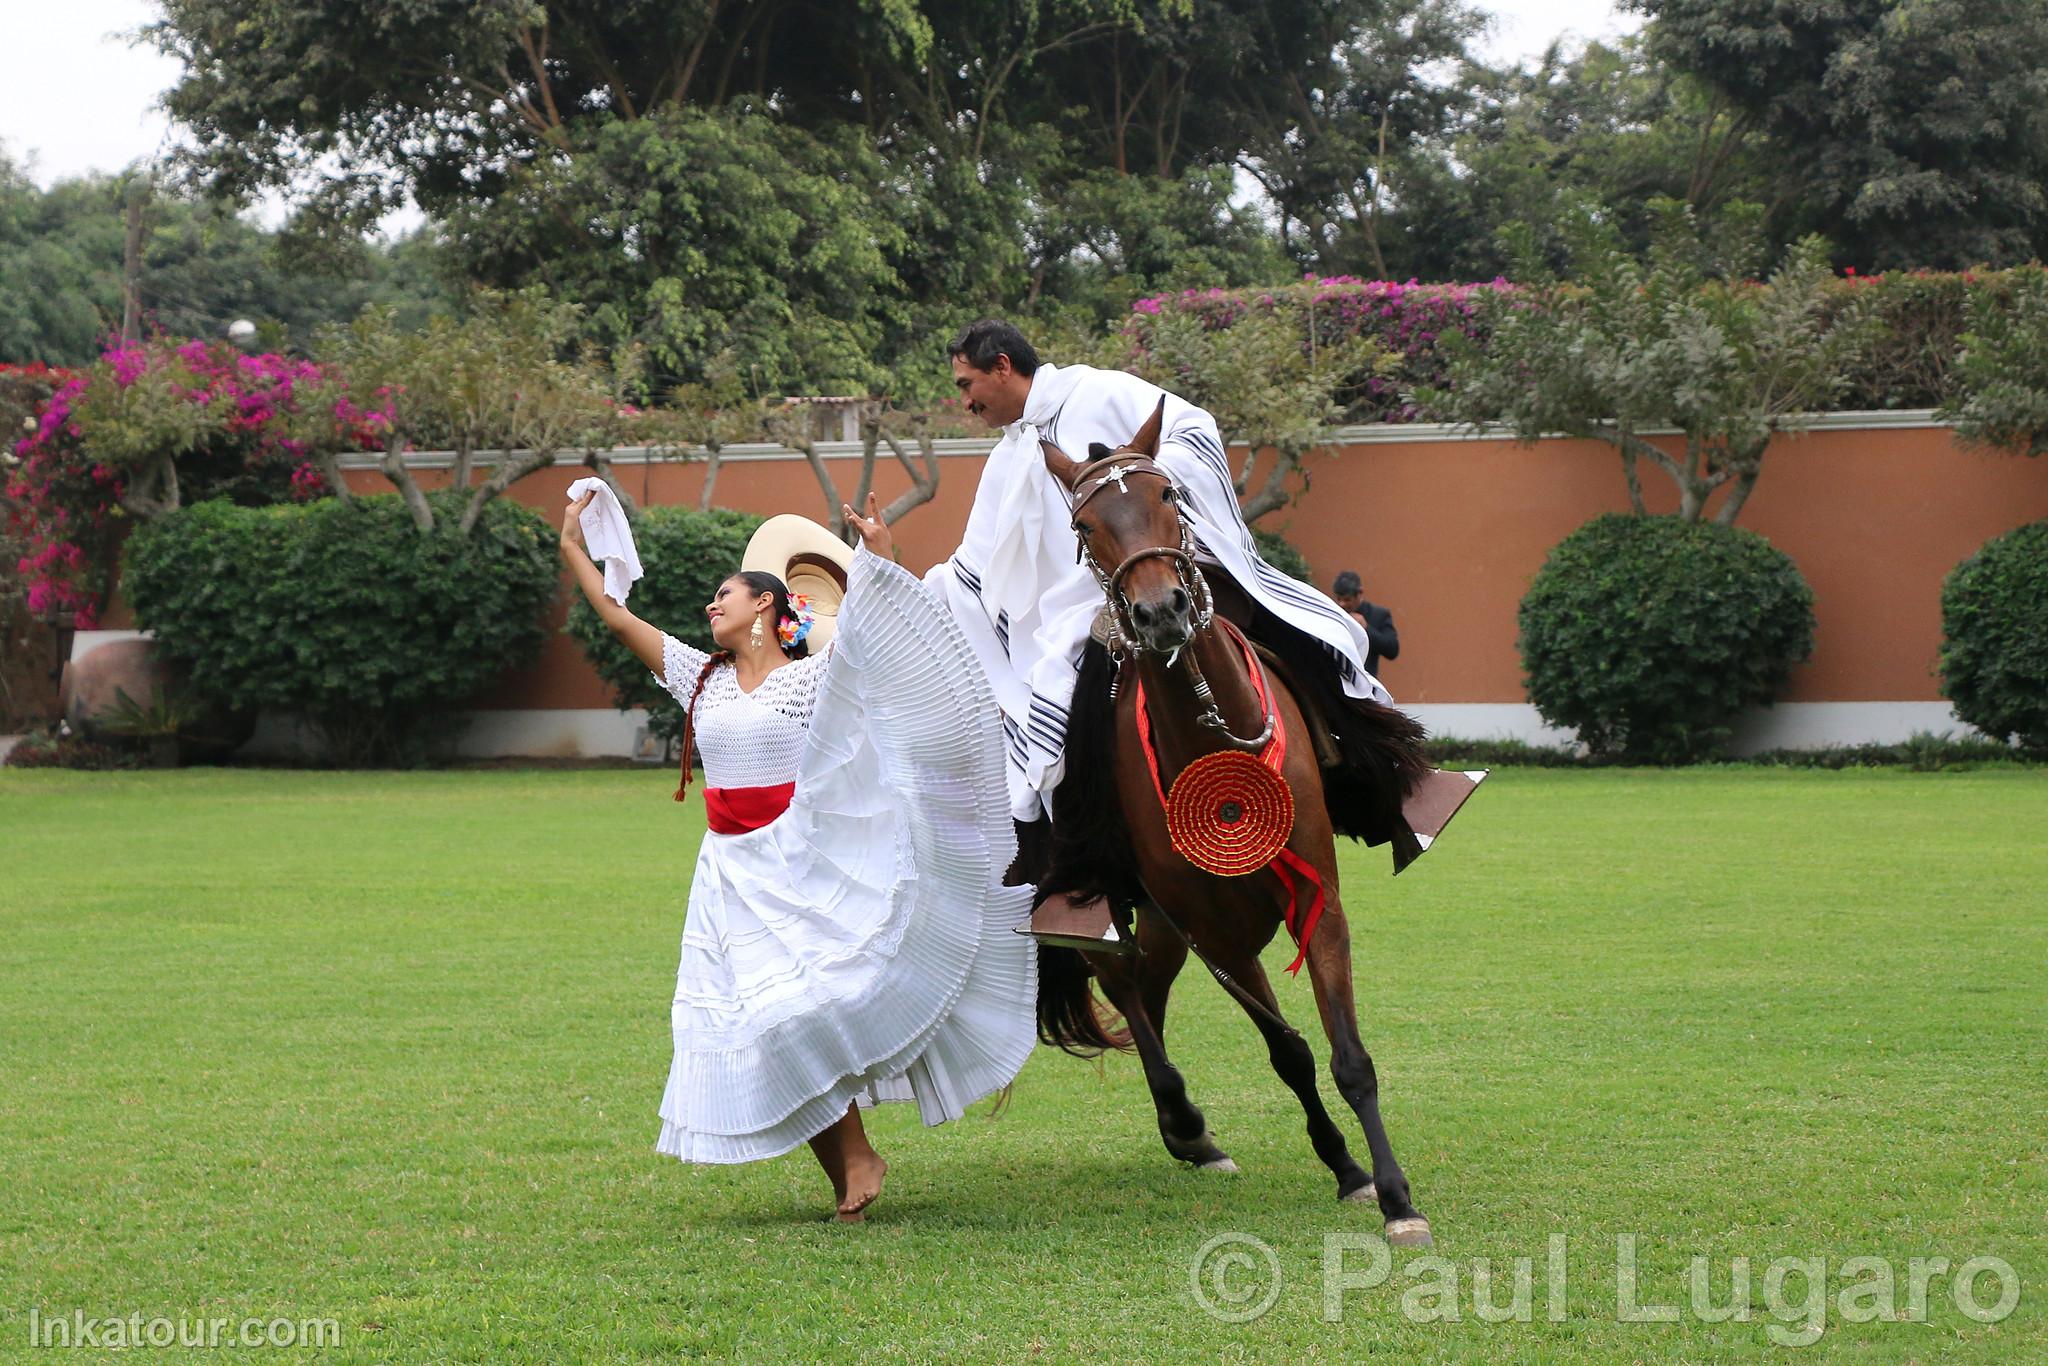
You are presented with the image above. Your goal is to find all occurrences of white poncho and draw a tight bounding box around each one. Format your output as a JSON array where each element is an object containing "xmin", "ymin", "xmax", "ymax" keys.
[{"xmin": 925, "ymin": 362, "xmax": 1393, "ymax": 821}]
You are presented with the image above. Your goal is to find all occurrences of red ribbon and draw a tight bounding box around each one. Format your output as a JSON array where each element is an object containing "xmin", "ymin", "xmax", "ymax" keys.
[
  {"xmin": 1133, "ymin": 623, "xmax": 1326, "ymax": 975},
  {"xmin": 703, "ymin": 782, "xmax": 796, "ymax": 835}
]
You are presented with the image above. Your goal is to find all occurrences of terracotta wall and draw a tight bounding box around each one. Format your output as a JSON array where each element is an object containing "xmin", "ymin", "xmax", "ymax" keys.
[{"xmin": 343, "ymin": 422, "xmax": 2048, "ymax": 709}]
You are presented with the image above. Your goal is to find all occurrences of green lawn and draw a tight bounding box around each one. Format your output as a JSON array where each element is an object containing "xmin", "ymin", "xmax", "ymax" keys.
[{"xmin": 2, "ymin": 767, "xmax": 2043, "ymax": 1361}]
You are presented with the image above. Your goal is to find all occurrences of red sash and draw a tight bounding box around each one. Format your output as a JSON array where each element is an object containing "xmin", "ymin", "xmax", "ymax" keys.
[{"xmin": 703, "ymin": 783, "xmax": 796, "ymax": 835}]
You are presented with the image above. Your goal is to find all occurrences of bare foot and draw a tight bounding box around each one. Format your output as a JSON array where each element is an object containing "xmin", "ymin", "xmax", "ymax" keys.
[
  {"xmin": 835, "ymin": 1151, "xmax": 887, "ymax": 1223},
  {"xmin": 806, "ymin": 1128, "xmax": 847, "ymax": 1206}
]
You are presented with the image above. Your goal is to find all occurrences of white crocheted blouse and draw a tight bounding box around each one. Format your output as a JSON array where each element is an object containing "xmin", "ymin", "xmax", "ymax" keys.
[{"xmin": 654, "ymin": 635, "xmax": 832, "ymax": 788}]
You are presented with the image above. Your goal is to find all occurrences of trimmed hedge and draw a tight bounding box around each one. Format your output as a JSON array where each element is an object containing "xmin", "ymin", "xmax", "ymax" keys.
[
  {"xmin": 564, "ymin": 504, "xmax": 764, "ymax": 747},
  {"xmin": 1940, "ymin": 520, "xmax": 2048, "ymax": 750},
  {"xmin": 124, "ymin": 493, "xmax": 558, "ymax": 765},
  {"xmin": 1518, "ymin": 514, "xmax": 1816, "ymax": 764}
]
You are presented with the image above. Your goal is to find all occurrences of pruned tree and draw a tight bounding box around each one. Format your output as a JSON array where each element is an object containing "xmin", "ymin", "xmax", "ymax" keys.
[
  {"xmin": 1941, "ymin": 265, "xmax": 2048, "ymax": 459},
  {"xmin": 1420, "ymin": 201, "xmax": 1880, "ymax": 525},
  {"xmin": 1123, "ymin": 296, "xmax": 1383, "ymax": 521}
]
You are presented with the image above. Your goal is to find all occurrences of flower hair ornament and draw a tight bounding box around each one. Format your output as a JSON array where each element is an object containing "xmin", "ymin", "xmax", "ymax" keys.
[{"xmin": 776, "ymin": 593, "xmax": 816, "ymax": 649}]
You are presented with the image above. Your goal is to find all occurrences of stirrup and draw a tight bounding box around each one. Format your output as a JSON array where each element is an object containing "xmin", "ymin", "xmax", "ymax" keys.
[{"xmin": 1018, "ymin": 893, "xmax": 1136, "ymax": 955}]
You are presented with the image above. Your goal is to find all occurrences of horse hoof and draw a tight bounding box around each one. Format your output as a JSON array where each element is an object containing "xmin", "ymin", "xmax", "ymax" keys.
[
  {"xmin": 1386, "ymin": 1217, "xmax": 1433, "ymax": 1248},
  {"xmin": 1341, "ymin": 1182, "xmax": 1377, "ymax": 1204},
  {"xmin": 1198, "ymin": 1157, "xmax": 1240, "ymax": 1174}
]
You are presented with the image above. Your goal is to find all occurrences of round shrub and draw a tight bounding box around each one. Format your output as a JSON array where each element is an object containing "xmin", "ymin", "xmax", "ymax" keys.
[
  {"xmin": 1940, "ymin": 520, "xmax": 2048, "ymax": 750},
  {"xmin": 1518, "ymin": 513, "xmax": 1816, "ymax": 763},
  {"xmin": 124, "ymin": 493, "xmax": 558, "ymax": 765},
  {"xmin": 565, "ymin": 504, "xmax": 764, "ymax": 746}
]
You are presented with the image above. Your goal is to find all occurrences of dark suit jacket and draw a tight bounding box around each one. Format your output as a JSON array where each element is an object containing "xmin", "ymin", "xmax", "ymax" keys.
[{"xmin": 1350, "ymin": 602, "xmax": 1399, "ymax": 677}]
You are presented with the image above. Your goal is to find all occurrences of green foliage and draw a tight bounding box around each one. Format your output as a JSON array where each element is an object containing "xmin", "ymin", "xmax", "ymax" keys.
[
  {"xmin": 1394, "ymin": 36, "xmax": 1770, "ymax": 282},
  {"xmin": 1121, "ymin": 292, "xmax": 1383, "ymax": 518},
  {"xmin": 1632, "ymin": 0, "xmax": 2048, "ymax": 269},
  {"xmin": 564, "ymin": 504, "xmax": 764, "ymax": 746},
  {"xmin": 1423, "ymin": 202, "xmax": 1879, "ymax": 524},
  {"xmin": 1941, "ymin": 265, "xmax": 2048, "ymax": 457},
  {"xmin": 447, "ymin": 108, "xmax": 910, "ymax": 394},
  {"xmin": 1939, "ymin": 520, "xmax": 2048, "ymax": 751},
  {"xmin": 1518, "ymin": 513, "xmax": 1815, "ymax": 763},
  {"xmin": 0, "ymin": 151, "xmax": 456, "ymax": 366},
  {"xmin": 123, "ymin": 494, "xmax": 559, "ymax": 765}
]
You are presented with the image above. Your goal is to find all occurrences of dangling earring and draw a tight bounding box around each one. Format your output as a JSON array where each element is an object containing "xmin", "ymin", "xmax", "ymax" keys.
[{"xmin": 749, "ymin": 614, "xmax": 765, "ymax": 649}]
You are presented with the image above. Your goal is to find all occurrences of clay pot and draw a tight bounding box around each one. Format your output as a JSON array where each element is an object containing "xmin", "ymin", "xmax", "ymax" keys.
[{"xmin": 59, "ymin": 639, "xmax": 254, "ymax": 764}]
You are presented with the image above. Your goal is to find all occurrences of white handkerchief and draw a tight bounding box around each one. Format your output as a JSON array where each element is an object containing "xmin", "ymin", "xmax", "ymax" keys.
[{"xmin": 566, "ymin": 477, "xmax": 642, "ymax": 606}]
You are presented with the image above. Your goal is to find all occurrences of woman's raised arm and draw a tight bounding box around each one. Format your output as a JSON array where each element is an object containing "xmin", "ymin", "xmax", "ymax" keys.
[{"xmin": 560, "ymin": 492, "xmax": 665, "ymax": 676}]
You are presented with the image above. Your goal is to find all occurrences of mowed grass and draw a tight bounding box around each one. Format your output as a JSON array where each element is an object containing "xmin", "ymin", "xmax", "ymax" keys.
[{"xmin": 1, "ymin": 766, "xmax": 2043, "ymax": 1362}]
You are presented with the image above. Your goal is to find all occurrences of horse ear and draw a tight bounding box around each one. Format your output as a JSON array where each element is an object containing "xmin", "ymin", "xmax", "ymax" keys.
[
  {"xmin": 1129, "ymin": 395, "xmax": 1166, "ymax": 457},
  {"xmin": 1041, "ymin": 438, "xmax": 1083, "ymax": 489}
]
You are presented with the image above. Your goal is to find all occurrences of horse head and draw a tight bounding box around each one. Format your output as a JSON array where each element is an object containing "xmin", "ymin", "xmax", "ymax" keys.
[{"xmin": 1041, "ymin": 396, "xmax": 1210, "ymax": 655}]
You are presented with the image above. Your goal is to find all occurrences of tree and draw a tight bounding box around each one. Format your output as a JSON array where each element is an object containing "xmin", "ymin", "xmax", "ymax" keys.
[
  {"xmin": 1630, "ymin": 0, "xmax": 2048, "ymax": 268},
  {"xmin": 1122, "ymin": 291, "xmax": 1382, "ymax": 520},
  {"xmin": 1941, "ymin": 265, "xmax": 2048, "ymax": 458},
  {"xmin": 1390, "ymin": 36, "xmax": 1773, "ymax": 281},
  {"xmin": 0, "ymin": 148, "xmax": 458, "ymax": 366},
  {"xmin": 1421, "ymin": 201, "xmax": 1879, "ymax": 525}
]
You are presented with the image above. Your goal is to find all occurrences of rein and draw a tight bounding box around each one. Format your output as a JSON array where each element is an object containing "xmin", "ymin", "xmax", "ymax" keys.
[
  {"xmin": 1065, "ymin": 450, "xmax": 1264, "ymax": 750},
  {"xmin": 1062, "ymin": 445, "xmax": 1326, "ymax": 979}
]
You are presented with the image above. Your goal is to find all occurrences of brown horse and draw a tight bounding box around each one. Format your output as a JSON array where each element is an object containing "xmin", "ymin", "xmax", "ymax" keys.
[{"xmin": 1034, "ymin": 400, "xmax": 1433, "ymax": 1247}]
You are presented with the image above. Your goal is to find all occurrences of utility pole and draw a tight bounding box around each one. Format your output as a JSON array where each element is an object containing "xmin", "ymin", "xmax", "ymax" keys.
[{"xmin": 120, "ymin": 175, "xmax": 152, "ymax": 342}]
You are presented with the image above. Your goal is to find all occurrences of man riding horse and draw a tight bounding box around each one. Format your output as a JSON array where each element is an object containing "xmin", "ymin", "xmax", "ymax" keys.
[{"xmin": 927, "ymin": 319, "xmax": 1430, "ymax": 924}]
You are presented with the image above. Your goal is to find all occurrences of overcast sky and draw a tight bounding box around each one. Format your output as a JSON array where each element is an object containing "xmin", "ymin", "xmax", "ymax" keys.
[{"xmin": 1, "ymin": 0, "xmax": 1642, "ymax": 193}]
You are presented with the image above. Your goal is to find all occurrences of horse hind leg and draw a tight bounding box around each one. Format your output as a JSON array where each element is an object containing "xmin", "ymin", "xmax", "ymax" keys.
[
  {"xmin": 1205, "ymin": 946, "xmax": 1374, "ymax": 1203},
  {"xmin": 1092, "ymin": 934, "xmax": 1235, "ymax": 1172},
  {"xmin": 1300, "ymin": 900, "xmax": 1432, "ymax": 1247}
]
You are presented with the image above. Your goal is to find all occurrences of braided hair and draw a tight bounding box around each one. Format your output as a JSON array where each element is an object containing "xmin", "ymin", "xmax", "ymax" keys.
[{"xmin": 674, "ymin": 571, "xmax": 809, "ymax": 801}]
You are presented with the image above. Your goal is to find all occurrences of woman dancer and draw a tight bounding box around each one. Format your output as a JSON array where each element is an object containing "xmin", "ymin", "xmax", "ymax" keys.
[{"xmin": 560, "ymin": 491, "xmax": 1035, "ymax": 1221}]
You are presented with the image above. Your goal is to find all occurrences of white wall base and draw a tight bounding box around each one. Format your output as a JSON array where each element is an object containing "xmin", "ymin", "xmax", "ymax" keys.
[
  {"xmin": 229, "ymin": 700, "xmax": 1982, "ymax": 761},
  {"xmin": 241, "ymin": 708, "xmax": 661, "ymax": 761},
  {"xmin": 1404, "ymin": 700, "xmax": 1986, "ymax": 753}
]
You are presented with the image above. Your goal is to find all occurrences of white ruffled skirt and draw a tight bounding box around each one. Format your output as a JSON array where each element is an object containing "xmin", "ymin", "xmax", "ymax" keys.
[{"xmin": 655, "ymin": 551, "xmax": 1038, "ymax": 1164}]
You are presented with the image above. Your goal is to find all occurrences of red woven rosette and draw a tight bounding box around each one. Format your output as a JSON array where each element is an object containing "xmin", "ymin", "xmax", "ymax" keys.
[{"xmin": 1164, "ymin": 749, "xmax": 1296, "ymax": 876}]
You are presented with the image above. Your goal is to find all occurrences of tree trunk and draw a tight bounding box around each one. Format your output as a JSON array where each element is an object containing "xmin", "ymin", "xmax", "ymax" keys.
[
  {"xmin": 315, "ymin": 449, "xmax": 353, "ymax": 505},
  {"xmin": 1621, "ymin": 445, "xmax": 1646, "ymax": 516},
  {"xmin": 459, "ymin": 447, "xmax": 555, "ymax": 534},
  {"xmin": 878, "ymin": 423, "xmax": 941, "ymax": 524},
  {"xmin": 794, "ymin": 435, "xmax": 843, "ymax": 530},
  {"xmin": 383, "ymin": 434, "xmax": 436, "ymax": 532},
  {"xmin": 581, "ymin": 450, "xmax": 637, "ymax": 519},
  {"xmin": 1238, "ymin": 445, "xmax": 1298, "ymax": 522},
  {"xmin": 697, "ymin": 439, "xmax": 724, "ymax": 512},
  {"xmin": 845, "ymin": 408, "xmax": 882, "ymax": 540},
  {"xmin": 451, "ymin": 434, "xmax": 474, "ymax": 490},
  {"xmin": 120, "ymin": 180, "xmax": 149, "ymax": 344}
]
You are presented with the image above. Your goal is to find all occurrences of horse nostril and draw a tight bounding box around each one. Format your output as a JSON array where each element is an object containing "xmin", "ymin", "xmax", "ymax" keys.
[
  {"xmin": 1170, "ymin": 587, "xmax": 1190, "ymax": 616},
  {"xmin": 1130, "ymin": 600, "xmax": 1154, "ymax": 628}
]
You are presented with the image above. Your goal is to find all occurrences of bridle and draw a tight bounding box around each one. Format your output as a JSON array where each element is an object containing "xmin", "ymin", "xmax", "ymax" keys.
[{"xmin": 1058, "ymin": 444, "xmax": 1271, "ymax": 752}]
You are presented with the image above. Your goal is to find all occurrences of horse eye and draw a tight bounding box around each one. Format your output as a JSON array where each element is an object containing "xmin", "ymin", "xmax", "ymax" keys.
[{"xmin": 1160, "ymin": 486, "xmax": 1175, "ymax": 503}]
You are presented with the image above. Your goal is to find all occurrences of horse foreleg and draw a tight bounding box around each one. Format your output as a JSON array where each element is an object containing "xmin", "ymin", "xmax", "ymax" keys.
[
  {"xmin": 1092, "ymin": 933, "xmax": 1234, "ymax": 1172},
  {"xmin": 1301, "ymin": 901, "xmax": 1432, "ymax": 1246},
  {"xmin": 1207, "ymin": 946, "xmax": 1374, "ymax": 1202}
]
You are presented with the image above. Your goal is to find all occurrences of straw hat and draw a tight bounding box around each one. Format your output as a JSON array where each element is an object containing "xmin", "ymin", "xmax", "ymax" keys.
[{"xmin": 741, "ymin": 514, "xmax": 855, "ymax": 652}]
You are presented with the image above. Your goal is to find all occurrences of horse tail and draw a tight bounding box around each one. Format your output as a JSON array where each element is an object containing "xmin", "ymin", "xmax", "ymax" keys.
[{"xmin": 1036, "ymin": 944, "xmax": 1133, "ymax": 1056}]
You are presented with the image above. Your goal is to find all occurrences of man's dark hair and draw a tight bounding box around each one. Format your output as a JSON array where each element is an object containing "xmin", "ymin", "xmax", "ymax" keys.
[
  {"xmin": 1332, "ymin": 570, "xmax": 1363, "ymax": 598},
  {"xmin": 948, "ymin": 319, "xmax": 1040, "ymax": 377}
]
